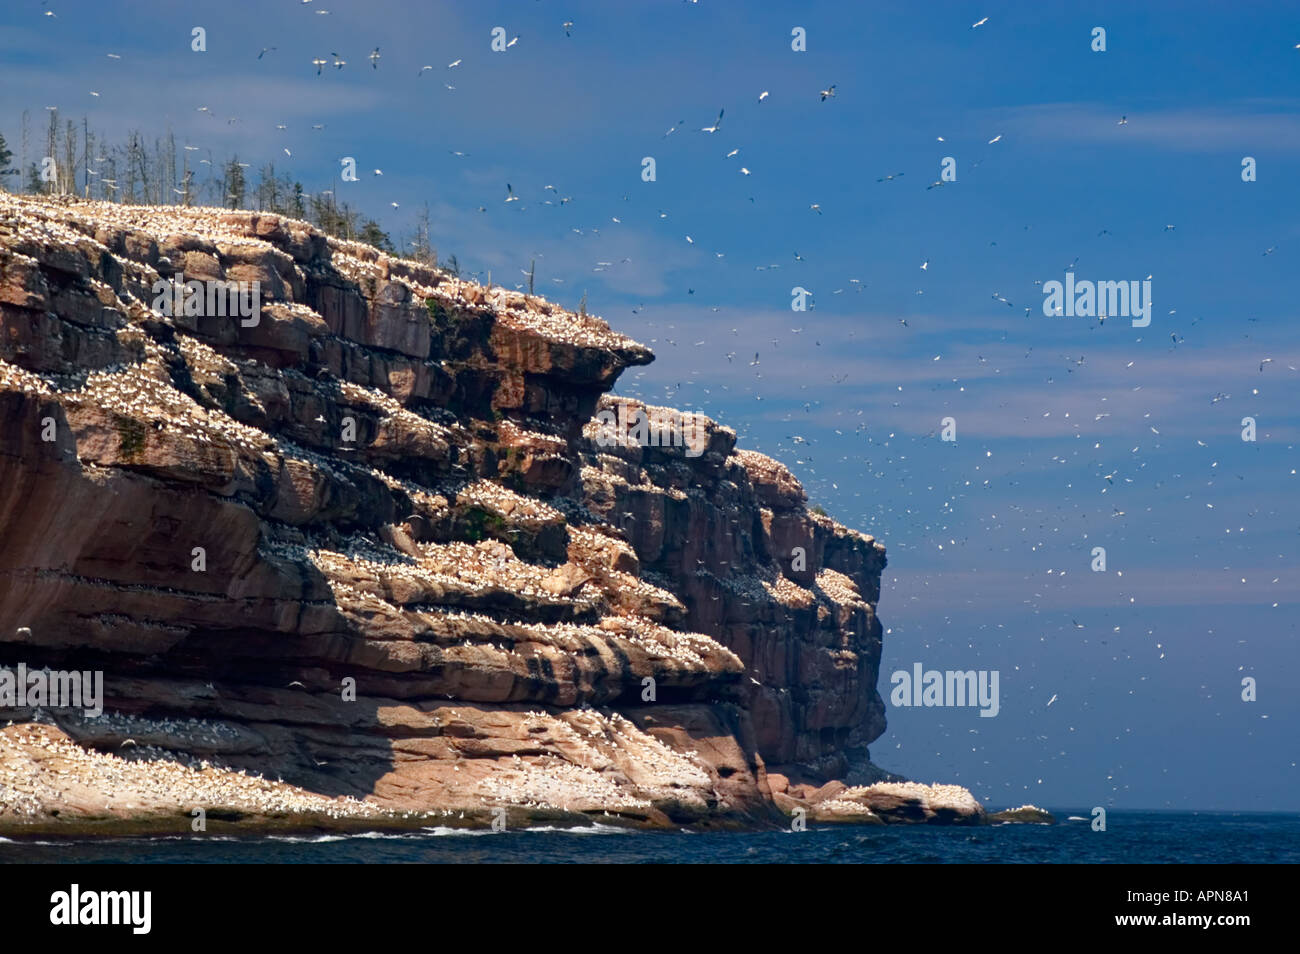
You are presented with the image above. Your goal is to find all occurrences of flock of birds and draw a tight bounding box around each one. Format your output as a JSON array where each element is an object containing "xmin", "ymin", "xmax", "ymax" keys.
[{"xmin": 18, "ymin": 3, "xmax": 1298, "ymax": 814}]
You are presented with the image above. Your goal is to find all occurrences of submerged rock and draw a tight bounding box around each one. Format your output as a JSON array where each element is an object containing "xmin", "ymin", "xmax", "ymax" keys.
[{"xmin": 987, "ymin": 805, "xmax": 1056, "ymax": 825}]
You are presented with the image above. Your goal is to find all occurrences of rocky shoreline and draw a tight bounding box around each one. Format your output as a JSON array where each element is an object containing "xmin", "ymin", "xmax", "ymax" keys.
[
  {"xmin": 2, "ymin": 719, "xmax": 1050, "ymax": 835},
  {"xmin": 0, "ymin": 193, "xmax": 1028, "ymax": 834}
]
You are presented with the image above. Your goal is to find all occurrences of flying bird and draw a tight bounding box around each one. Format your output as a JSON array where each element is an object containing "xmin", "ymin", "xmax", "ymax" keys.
[
  {"xmin": 701, "ymin": 108, "xmax": 724, "ymax": 133},
  {"xmin": 820, "ymin": 84, "xmax": 837, "ymax": 101},
  {"xmin": 972, "ymin": 17, "xmax": 989, "ymax": 28},
  {"xmin": 369, "ymin": 47, "xmax": 381, "ymax": 69}
]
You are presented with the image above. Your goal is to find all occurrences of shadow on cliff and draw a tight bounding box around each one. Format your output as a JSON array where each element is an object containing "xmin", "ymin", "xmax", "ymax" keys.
[{"xmin": 0, "ymin": 388, "xmax": 403, "ymax": 801}]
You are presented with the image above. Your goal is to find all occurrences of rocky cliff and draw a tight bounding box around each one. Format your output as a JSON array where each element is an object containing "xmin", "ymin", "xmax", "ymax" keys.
[{"xmin": 0, "ymin": 192, "xmax": 974, "ymax": 832}]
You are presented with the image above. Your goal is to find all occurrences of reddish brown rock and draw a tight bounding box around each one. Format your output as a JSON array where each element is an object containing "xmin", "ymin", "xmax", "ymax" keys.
[{"xmin": 0, "ymin": 193, "xmax": 959, "ymax": 833}]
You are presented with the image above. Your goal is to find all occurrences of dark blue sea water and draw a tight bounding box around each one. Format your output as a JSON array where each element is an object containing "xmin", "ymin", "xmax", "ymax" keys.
[{"xmin": 2, "ymin": 811, "xmax": 1296, "ymax": 863}]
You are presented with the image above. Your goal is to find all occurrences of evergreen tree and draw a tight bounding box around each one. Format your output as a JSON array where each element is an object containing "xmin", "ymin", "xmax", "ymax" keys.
[
  {"xmin": 0, "ymin": 132, "xmax": 15, "ymax": 184},
  {"xmin": 359, "ymin": 219, "xmax": 394, "ymax": 253},
  {"xmin": 222, "ymin": 156, "xmax": 246, "ymax": 209}
]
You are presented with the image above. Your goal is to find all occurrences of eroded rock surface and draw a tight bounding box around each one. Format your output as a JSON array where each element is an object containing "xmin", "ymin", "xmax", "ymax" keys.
[{"xmin": 0, "ymin": 194, "xmax": 967, "ymax": 832}]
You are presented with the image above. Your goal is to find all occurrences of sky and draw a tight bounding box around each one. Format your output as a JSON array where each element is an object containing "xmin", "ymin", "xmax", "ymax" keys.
[{"xmin": 2, "ymin": 0, "xmax": 1297, "ymax": 812}]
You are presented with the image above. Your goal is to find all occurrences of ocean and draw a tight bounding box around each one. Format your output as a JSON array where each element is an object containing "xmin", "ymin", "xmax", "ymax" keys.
[{"xmin": 2, "ymin": 811, "xmax": 1296, "ymax": 863}]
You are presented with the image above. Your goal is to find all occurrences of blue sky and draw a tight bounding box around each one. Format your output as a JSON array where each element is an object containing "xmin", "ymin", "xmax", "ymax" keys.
[{"xmin": 3, "ymin": 0, "xmax": 1298, "ymax": 811}]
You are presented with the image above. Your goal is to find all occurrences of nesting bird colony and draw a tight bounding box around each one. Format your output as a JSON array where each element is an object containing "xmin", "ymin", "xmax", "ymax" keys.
[{"xmin": 0, "ymin": 190, "xmax": 893, "ymax": 830}]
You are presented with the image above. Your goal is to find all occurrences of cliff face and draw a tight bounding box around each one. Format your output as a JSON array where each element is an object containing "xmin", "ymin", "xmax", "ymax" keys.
[{"xmin": 0, "ymin": 193, "xmax": 923, "ymax": 831}]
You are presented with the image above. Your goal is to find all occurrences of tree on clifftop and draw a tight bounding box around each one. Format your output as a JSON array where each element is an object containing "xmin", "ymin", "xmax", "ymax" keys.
[
  {"xmin": 0, "ymin": 133, "xmax": 15, "ymax": 187},
  {"xmin": 222, "ymin": 156, "xmax": 246, "ymax": 210},
  {"xmin": 359, "ymin": 220, "xmax": 394, "ymax": 253}
]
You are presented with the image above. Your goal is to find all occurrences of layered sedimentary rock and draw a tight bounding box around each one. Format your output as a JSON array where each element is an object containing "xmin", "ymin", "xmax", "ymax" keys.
[{"xmin": 0, "ymin": 193, "xmax": 955, "ymax": 832}]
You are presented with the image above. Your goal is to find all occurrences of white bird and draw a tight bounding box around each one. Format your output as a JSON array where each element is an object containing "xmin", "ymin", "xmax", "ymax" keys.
[
  {"xmin": 369, "ymin": 47, "xmax": 381, "ymax": 69},
  {"xmin": 505, "ymin": 183, "xmax": 519, "ymax": 202},
  {"xmin": 448, "ymin": 59, "xmax": 462, "ymax": 68},
  {"xmin": 988, "ymin": 133, "xmax": 1002, "ymax": 144},
  {"xmin": 920, "ymin": 260, "xmax": 929, "ymax": 270},
  {"xmin": 724, "ymin": 148, "xmax": 738, "ymax": 158},
  {"xmin": 758, "ymin": 90, "xmax": 769, "ymax": 102},
  {"xmin": 701, "ymin": 108, "xmax": 724, "ymax": 133},
  {"xmin": 820, "ymin": 84, "xmax": 836, "ymax": 101},
  {"xmin": 972, "ymin": 16, "xmax": 989, "ymax": 28},
  {"xmin": 1046, "ymin": 694, "xmax": 1057, "ymax": 707},
  {"xmin": 288, "ymin": 681, "xmax": 306, "ymax": 688},
  {"xmin": 373, "ymin": 169, "xmax": 383, "ymax": 176},
  {"xmin": 506, "ymin": 35, "xmax": 519, "ymax": 48}
]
